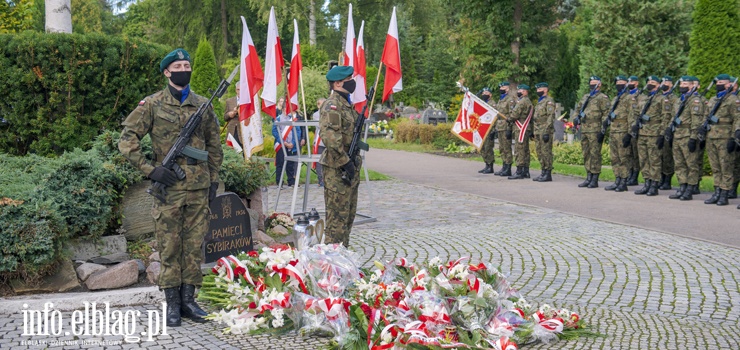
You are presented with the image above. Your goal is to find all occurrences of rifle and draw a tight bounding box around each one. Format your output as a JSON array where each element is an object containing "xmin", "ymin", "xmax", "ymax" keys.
[
  {"xmin": 573, "ymin": 86, "xmax": 597, "ymax": 126},
  {"xmin": 601, "ymin": 84, "xmax": 630, "ymax": 135},
  {"xmin": 341, "ymin": 86, "xmax": 375, "ymax": 186},
  {"xmin": 697, "ymin": 77, "xmax": 738, "ymax": 141},
  {"xmin": 630, "ymin": 82, "xmax": 665, "ymax": 138},
  {"xmin": 665, "ymin": 82, "xmax": 696, "ymax": 143},
  {"xmin": 147, "ymin": 64, "xmax": 239, "ymax": 203}
]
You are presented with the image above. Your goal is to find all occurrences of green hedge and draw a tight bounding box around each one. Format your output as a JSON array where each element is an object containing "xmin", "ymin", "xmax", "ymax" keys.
[{"xmin": 0, "ymin": 31, "xmax": 169, "ymax": 156}]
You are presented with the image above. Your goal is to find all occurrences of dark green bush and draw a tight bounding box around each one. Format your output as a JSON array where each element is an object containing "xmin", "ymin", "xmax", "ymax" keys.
[
  {"xmin": 219, "ymin": 147, "xmax": 270, "ymax": 198},
  {"xmin": 432, "ymin": 123, "xmax": 458, "ymax": 149},
  {"xmin": 553, "ymin": 141, "xmax": 611, "ymax": 166},
  {"xmin": 0, "ymin": 31, "xmax": 169, "ymax": 156}
]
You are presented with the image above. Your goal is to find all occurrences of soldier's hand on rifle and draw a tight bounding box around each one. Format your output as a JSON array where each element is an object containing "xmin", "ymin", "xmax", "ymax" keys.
[
  {"xmin": 630, "ymin": 123, "xmax": 640, "ymax": 135},
  {"xmin": 209, "ymin": 182, "xmax": 218, "ymax": 204},
  {"xmin": 149, "ymin": 166, "xmax": 177, "ymax": 187},
  {"xmin": 505, "ymin": 130, "xmax": 513, "ymax": 139},
  {"xmin": 341, "ymin": 161, "xmax": 356, "ymax": 181},
  {"xmin": 601, "ymin": 120, "xmax": 609, "ymax": 131},
  {"xmin": 727, "ymin": 138, "xmax": 737, "ymax": 153},
  {"xmin": 573, "ymin": 116, "xmax": 581, "ymax": 126},
  {"xmin": 697, "ymin": 127, "xmax": 707, "ymax": 141},
  {"xmin": 489, "ymin": 131, "xmax": 497, "ymax": 140},
  {"xmin": 597, "ymin": 131, "xmax": 605, "ymax": 144},
  {"xmin": 622, "ymin": 134, "xmax": 632, "ymax": 148},
  {"xmin": 542, "ymin": 134, "xmax": 550, "ymax": 143},
  {"xmin": 664, "ymin": 127, "xmax": 673, "ymax": 142},
  {"xmin": 656, "ymin": 136, "xmax": 665, "ymax": 150},
  {"xmin": 688, "ymin": 138, "xmax": 697, "ymax": 153}
]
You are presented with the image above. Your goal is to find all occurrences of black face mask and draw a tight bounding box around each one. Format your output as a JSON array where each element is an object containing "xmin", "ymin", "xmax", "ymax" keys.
[
  {"xmin": 616, "ymin": 84, "xmax": 626, "ymax": 91},
  {"xmin": 716, "ymin": 84, "xmax": 726, "ymax": 92},
  {"xmin": 589, "ymin": 84, "xmax": 598, "ymax": 90},
  {"xmin": 342, "ymin": 79, "xmax": 356, "ymax": 93},
  {"xmin": 661, "ymin": 85, "xmax": 670, "ymax": 92},
  {"xmin": 499, "ymin": 89, "xmax": 507, "ymax": 95},
  {"xmin": 516, "ymin": 92, "xmax": 523, "ymax": 98},
  {"xmin": 628, "ymin": 84, "xmax": 637, "ymax": 90},
  {"xmin": 169, "ymin": 71, "xmax": 191, "ymax": 87},
  {"xmin": 646, "ymin": 83, "xmax": 656, "ymax": 91},
  {"xmin": 679, "ymin": 87, "xmax": 689, "ymax": 94},
  {"xmin": 482, "ymin": 95, "xmax": 490, "ymax": 102},
  {"xmin": 536, "ymin": 91, "xmax": 545, "ymax": 97}
]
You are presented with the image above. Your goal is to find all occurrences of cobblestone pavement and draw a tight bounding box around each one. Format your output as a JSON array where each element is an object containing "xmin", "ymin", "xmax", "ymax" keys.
[{"xmin": 2, "ymin": 180, "xmax": 739, "ymax": 349}]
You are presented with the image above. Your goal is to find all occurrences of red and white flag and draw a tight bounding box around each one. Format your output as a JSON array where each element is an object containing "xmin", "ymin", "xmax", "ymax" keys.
[
  {"xmin": 261, "ymin": 7, "xmax": 284, "ymax": 118},
  {"xmin": 354, "ymin": 20, "xmax": 367, "ymax": 115},
  {"xmin": 286, "ymin": 19, "xmax": 302, "ymax": 114},
  {"xmin": 226, "ymin": 132, "xmax": 243, "ymax": 153},
  {"xmin": 451, "ymin": 90, "xmax": 499, "ymax": 151},
  {"xmin": 238, "ymin": 16, "xmax": 264, "ymax": 157},
  {"xmin": 381, "ymin": 7, "xmax": 402, "ymax": 102},
  {"xmin": 312, "ymin": 128, "xmax": 321, "ymax": 169},
  {"xmin": 342, "ymin": 3, "xmax": 355, "ymax": 68}
]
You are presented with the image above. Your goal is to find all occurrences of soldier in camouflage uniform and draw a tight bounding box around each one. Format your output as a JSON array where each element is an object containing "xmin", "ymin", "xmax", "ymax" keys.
[
  {"xmin": 508, "ymin": 84, "xmax": 534, "ymax": 179},
  {"xmin": 730, "ymin": 81, "xmax": 740, "ymax": 202},
  {"xmin": 575, "ymin": 76, "xmax": 610, "ymax": 188},
  {"xmin": 118, "ymin": 49, "xmax": 223, "ymax": 327},
  {"xmin": 699, "ymin": 74, "xmax": 740, "ymax": 206},
  {"xmin": 658, "ymin": 77, "xmax": 679, "ymax": 191},
  {"xmin": 319, "ymin": 66, "xmax": 362, "ymax": 246},
  {"xmin": 532, "ymin": 82, "xmax": 556, "ymax": 182},
  {"xmin": 494, "ymin": 82, "xmax": 517, "ymax": 176},
  {"xmin": 625, "ymin": 76, "xmax": 642, "ymax": 186},
  {"xmin": 632, "ymin": 76, "xmax": 667, "ymax": 196},
  {"xmin": 603, "ymin": 76, "xmax": 632, "ymax": 192},
  {"xmin": 665, "ymin": 76, "xmax": 705, "ymax": 201},
  {"xmin": 478, "ymin": 87, "xmax": 496, "ymax": 174}
]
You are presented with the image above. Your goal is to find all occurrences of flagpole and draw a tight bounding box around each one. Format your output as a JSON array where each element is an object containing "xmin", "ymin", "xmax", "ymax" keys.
[{"xmin": 367, "ymin": 62, "xmax": 383, "ymax": 117}]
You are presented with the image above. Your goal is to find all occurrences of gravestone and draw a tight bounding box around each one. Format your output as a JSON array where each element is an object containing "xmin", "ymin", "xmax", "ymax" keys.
[{"xmin": 203, "ymin": 192, "xmax": 253, "ymax": 263}]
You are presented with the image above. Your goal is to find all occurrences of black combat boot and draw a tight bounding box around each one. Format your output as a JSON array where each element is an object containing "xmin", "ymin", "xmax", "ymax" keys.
[
  {"xmin": 180, "ymin": 284, "xmax": 208, "ymax": 323},
  {"xmin": 538, "ymin": 169, "xmax": 553, "ymax": 182},
  {"xmin": 481, "ymin": 163, "xmax": 494, "ymax": 174},
  {"xmin": 533, "ymin": 170, "xmax": 544, "ymax": 181},
  {"xmin": 716, "ymin": 190, "xmax": 729, "ymax": 206},
  {"xmin": 634, "ymin": 180, "xmax": 650, "ymax": 195},
  {"xmin": 508, "ymin": 166, "xmax": 524, "ymax": 179},
  {"xmin": 522, "ymin": 167, "xmax": 530, "ymax": 179},
  {"xmin": 692, "ymin": 181, "xmax": 701, "ymax": 194},
  {"xmin": 660, "ymin": 173, "xmax": 674, "ymax": 190},
  {"xmin": 579, "ymin": 173, "xmax": 592, "ymax": 188},
  {"xmin": 680, "ymin": 185, "xmax": 694, "ymax": 201},
  {"xmin": 704, "ymin": 187, "xmax": 720, "ymax": 204},
  {"xmin": 669, "ymin": 184, "xmax": 687, "ymax": 199},
  {"xmin": 478, "ymin": 163, "xmax": 489, "ymax": 173},
  {"xmin": 646, "ymin": 180, "xmax": 659, "ymax": 196},
  {"xmin": 615, "ymin": 177, "xmax": 628, "ymax": 192},
  {"xmin": 164, "ymin": 287, "xmax": 182, "ymax": 327},
  {"xmin": 498, "ymin": 163, "xmax": 512, "ymax": 177},
  {"xmin": 729, "ymin": 181, "xmax": 739, "ymax": 199},
  {"xmin": 605, "ymin": 177, "xmax": 620, "ymax": 191},
  {"xmin": 626, "ymin": 170, "xmax": 639, "ymax": 186},
  {"xmin": 587, "ymin": 173, "xmax": 600, "ymax": 188}
]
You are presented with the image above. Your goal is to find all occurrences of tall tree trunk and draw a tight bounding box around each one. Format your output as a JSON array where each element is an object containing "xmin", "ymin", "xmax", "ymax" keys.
[
  {"xmin": 510, "ymin": 0, "xmax": 522, "ymax": 81},
  {"xmin": 45, "ymin": 0, "xmax": 72, "ymax": 33},
  {"xmin": 220, "ymin": 0, "xmax": 228, "ymax": 55},
  {"xmin": 309, "ymin": 0, "xmax": 317, "ymax": 46}
]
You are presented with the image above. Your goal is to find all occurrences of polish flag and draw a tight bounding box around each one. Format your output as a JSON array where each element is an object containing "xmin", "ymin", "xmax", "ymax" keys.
[
  {"xmin": 261, "ymin": 7, "xmax": 284, "ymax": 118},
  {"xmin": 342, "ymin": 4, "xmax": 355, "ymax": 68},
  {"xmin": 226, "ymin": 132, "xmax": 243, "ymax": 153},
  {"xmin": 238, "ymin": 16, "xmax": 264, "ymax": 157},
  {"xmin": 354, "ymin": 20, "xmax": 367, "ymax": 115},
  {"xmin": 286, "ymin": 19, "xmax": 302, "ymax": 115},
  {"xmin": 451, "ymin": 90, "xmax": 499, "ymax": 151},
  {"xmin": 381, "ymin": 7, "xmax": 402, "ymax": 102}
]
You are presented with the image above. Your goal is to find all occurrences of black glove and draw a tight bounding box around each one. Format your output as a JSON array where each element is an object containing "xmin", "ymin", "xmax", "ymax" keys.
[
  {"xmin": 688, "ymin": 138, "xmax": 697, "ymax": 153},
  {"xmin": 505, "ymin": 130, "xmax": 513, "ymax": 139},
  {"xmin": 529, "ymin": 132, "xmax": 535, "ymax": 140},
  {"xmin": 664, "ymin": 127, "xmax": 673, "ymax": 141},
  {"xmin": 630, "ymin": 123, "xmax": 640, "ymax": 136},
  {"xmin": 341, "ymin": 161, "xmax": 356, "ymax": 181},
  {"xmin": 697, "ymin": 127, "xmax": 707, "ymax": 141},
  {"xmin": 489, "ymin": 130, "xmax": 497, "ymax": 140},
  {"xmin": 542, "ymin": 134, "xmax": 550, "ymax": 143},
  {"xmin": 209, "ymin": 182, "xmax": 218, "ymax": 204},
  {"xmin": 736, "ymin": 129, "xmax": 740, "ymax": 141},
  {"xmin": 656, "ymin": 137, "xmax": 665, "ymax": 150},
  {"xmin": 573, "ymin": 116, "xmax": 581, "ymax": 126},
  {"xmin": 727, "ymin": 139, "xmax": 736, "ymax": 153},
  {"xmin": 148, "ymin": 166, "xmax": 177, "ymax": 187},
  {"xmin": 699, "ymin": 139, "xmax": 706, "ymax": 149},
  {"xmin": 601, "ymin": 120, "xmax": 609, "ymax": 131},
  {"xmin": 622, "ymin": 134, "xmax": 632, "ymax": 148},
  {"xmin": 596, "ymin": 132, "xmax": 605, "ymax": 144}
]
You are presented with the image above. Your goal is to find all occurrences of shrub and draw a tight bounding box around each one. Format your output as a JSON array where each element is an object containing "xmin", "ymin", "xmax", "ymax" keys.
[
  {"xmin": 220, "ymin": 146, "xmax": 270, "ymax": 198},
  {"xmin": 432, "ymin": 123, "xmax": 458, "ymax": 149},
  {"xmin": 553, "ymin": 141, "xmax": 611, "ymax": 166},
  {"xmin": 418, "ymin": 124, "xmax": 434, "ymax": 144}
]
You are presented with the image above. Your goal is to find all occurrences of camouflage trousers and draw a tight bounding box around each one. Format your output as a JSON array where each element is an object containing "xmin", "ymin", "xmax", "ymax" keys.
[
  {"xmin": 322, "ymin": 159, "xmax": 361, "ymax": 247},
  {"xmin": 630, "ymin": 136, "xmax": 640, "ymax": 171},
  {"xmin": 152, "ymin": 188, "xmax": 209, "ymax": 289},
  {"xmin": 580, "ymin": 132, "xmax": 603, "ymax": 174},
  {"xmin": 481, "ymin": 135, "xmax": 496, "ymax": 164},
  {"xmin": 512, "ymin": 131, "xmax": 531, "ymax": 167},
  {"xmin": 638, "ymin": 135, "xmax": 662, "ymax": 181},
  {"xmin": 706, "ymin": 138, "xmax": 734, "ymax": 190},
  {"xmin": 662, "ymin": 141, "xmax": 675, "ymax": 176},
  {"xmin": 609, "ymin": 131, "xmax": 632, "ymax": 178},
  {"xmin": 672, "ymin": 137, "xmax": 701, "ymax": 185},
  {"xmin": 497, "ymin": 129, "xmax": 513, "ymax": 164},
  {"xmin": 534, "ymin": 134, "xmax": 553, "ymax": 170},
  {"xmin": 734, "ymin": 151, "xmax": 740, "ymax": 185}
]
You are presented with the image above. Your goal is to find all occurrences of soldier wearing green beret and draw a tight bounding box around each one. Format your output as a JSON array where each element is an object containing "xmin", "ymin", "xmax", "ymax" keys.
[
  {"xmin": 731, "ymin": 79, "xmax": 740, "ymax": 206},
  {"xmin": 657, "ymin": 76, "xmax": 678, "ymax": 191},
  {"xmin": 667, "ymin": 76, "xmax": 705, "ymax": 201},
  {"xmin": 494, "ymin": 82, "xmax": 517, "ymax": 176},
  {"xmin": 700, "ymin": 74, "xmax": 740, "ymax": 206},
  {"xmin": 478, "ymin": 87, "xmax": 496, "ymax": 174},
  {"xmin": 507, "ymin": 84, "xmax": 533, "ymax": 179},
  {"xmin": 118, "ymin": 48, "xmax": 223, "ymax": 326},
  {"xmin": 575, "ymin": 76, "xmax": 610, "ymax": 188},
  {"xmin": 604, "ymin": 76, "xmax": 633, "ymax": 192},
  {"xmin": 532, "ymin": 82, "xmax": 556, "ymax": 182},
  {"xmin": 632, "ymin": 75, "xmax": 665, "ymax": 196},
  {"xmin": 622, "ymin": 76, "xmax": 642, "ymax": 186},
  {"xmin": 320, "ymin": 65, "xmax": 362, "ymax": 246}
]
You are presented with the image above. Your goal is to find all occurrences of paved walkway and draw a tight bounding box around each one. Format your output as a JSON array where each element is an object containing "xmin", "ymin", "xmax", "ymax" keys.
[{"xmin": 1, "ymin": 149, "xmax": 739, "ymax": 349}]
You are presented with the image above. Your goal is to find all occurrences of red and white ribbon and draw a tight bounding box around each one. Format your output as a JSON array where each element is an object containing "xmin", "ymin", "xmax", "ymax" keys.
[
  {"xmin": 493, "ymin": 336, "xmax": 518, "ymax": 350},
  {"xmin": 514, "ymin": 107, "xmax": 533, "ymax": 143}
]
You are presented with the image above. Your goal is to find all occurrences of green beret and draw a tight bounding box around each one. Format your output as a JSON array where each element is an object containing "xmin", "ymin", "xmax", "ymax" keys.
[
  {"xmin": 680, "ymin": 75, "xmax": 691, "ymax": 82},
  {"xmin": 715, "ymin": 73, "xmax": 731, "ymax": 81},
  {"xmin": 628, "ymin": 75, "xmax": 639, "ymax": 82},
  {"xmin": 688, "ymin": 76, "xmax": 699, "ymax": 82},
  {"xmin": 498, "ymin": 81, "xmax": 510, "ymax": 87},
  {"xmin": 589, "ymin": 75, "xmax": 601, "ymax": 81},
  {"xmin": 517, "ymin": 84, "xmax": 530, "ymax": 90},
  {"xmin": 326, "ymin": 65, "xmax": 353, "ymax": 81},
  {"xmin": 614, "ymin": 75, "xmax": 628, "ymax": 82},
  {"xmin": 731, "ymin": 76, "xmax": 738, "ymax": 82},
  {"xmin": 481, "ymin": 87, "xmax": 491, "ymax": 93},
  {"xmin": 662, "ymin": 76, "xmax": 673, "ymax": 82},
  {"xmin": 646, "ymin": 75, "xmax": 660, "ymax": 83},
  {"xmin": 160, "ymin": 48, "xmax": 191, "ymax": 73},
  {"xmin": 535, "ymin": 82, "xmax": 548, "ymax": 88}
]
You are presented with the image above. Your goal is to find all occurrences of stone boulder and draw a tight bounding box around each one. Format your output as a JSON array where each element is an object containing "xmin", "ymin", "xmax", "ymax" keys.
[
  {"xmin": 75, "ymin": 263, "xmax": 107, "ymax": 282},
  {"xmin": 146, "ymin": 262, "xmax": 161, "ymax": 285},
  {"xmin": 89, "ymin": 252, "xmax": 130, "ymax": 265},
  {"xmin": 10, "ymin": 260, "xmax": 80, "ymax": 294},
  {"xmin": 148, "ymin": 251, "xmax": 160, "ymax": 262},
  {"xmin": 68, "ymin": 235, "xmax": 126, "ymax": 261},
  {"xmin": 85, "ymin": 260, "xmax": 139, "ymax": 290}
]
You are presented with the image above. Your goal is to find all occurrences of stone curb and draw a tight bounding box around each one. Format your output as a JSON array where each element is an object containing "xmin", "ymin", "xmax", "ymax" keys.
[{"xmin": 0, "ymin": 286, "xmax": 163, "ymax": 314}]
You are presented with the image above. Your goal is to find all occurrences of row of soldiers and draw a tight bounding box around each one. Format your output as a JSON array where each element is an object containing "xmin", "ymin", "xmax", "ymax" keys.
[{"xmin": 477, "ymin": 74, "xmax": 740, "ymax": 209}]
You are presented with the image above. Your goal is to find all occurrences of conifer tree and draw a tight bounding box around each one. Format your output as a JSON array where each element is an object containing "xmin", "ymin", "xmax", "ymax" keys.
[
  {"xmin": 191, "ymin": 37, "xmax": 219, "ymax": 96},
  {"xmin": 687, "ymin": 0, "xmax": 740, "ymax": 87}
]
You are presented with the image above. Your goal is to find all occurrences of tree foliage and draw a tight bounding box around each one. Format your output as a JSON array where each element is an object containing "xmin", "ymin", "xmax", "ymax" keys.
[
  {"xmin": 191, "ymin": 36, "xmax": 220, "ymax": 96},
  {"xmin": 688, "ymin": 0, "xmax": 740, "ymax": 86},
  {"xmin": 0, "ymin": 0, "xmax": 35, "ymax": 33}
]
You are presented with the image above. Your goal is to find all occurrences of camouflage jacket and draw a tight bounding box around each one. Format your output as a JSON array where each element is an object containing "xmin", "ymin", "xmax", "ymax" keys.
[
  {"xmin": 511, "ymin": 96, "xmax": 533, "ymax": 135},
  {"xmin": 672, "ymin": 93, "xmax": 705, "ymax": 140},
  {"xmin": 319, "ymin": 90, "xmax": 355, "ymax": 168},
  {"xmin": 533, "ymin": 96, "xmax": 555, "ymax": 135},
  {"xmin": 118, "ymin": 87, "xmax": 223, "ymax": 191},
  {"xmin": 609, "ymin": 91, "xmax": 633, "ymax": 133},
  {"xmin": 495, "ymin": 94, "xmax": 517, "ymax": 131},
  {"xmin": 660, "ymin": 92, "xmax": 679, "ymax": 134},
  {"xmin": 576, "ymin": 91, "xmax": 610, "ymax": 134},
  {"xmin": 705, "ymin": 92, "xmax": 740, "ymax": 139},
  {"xmin": 633, "ymin": 91, "xmax": 665, "ymax": 136}
]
